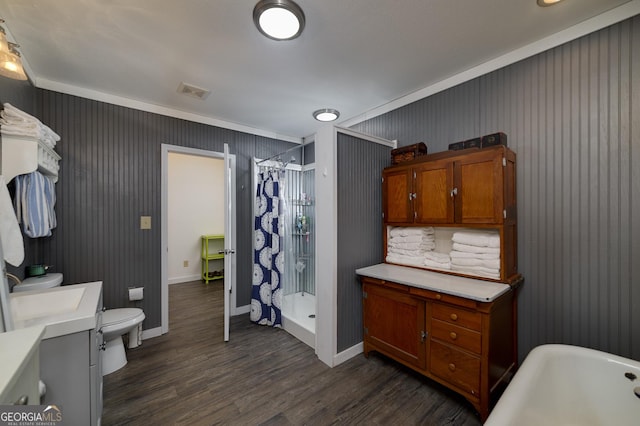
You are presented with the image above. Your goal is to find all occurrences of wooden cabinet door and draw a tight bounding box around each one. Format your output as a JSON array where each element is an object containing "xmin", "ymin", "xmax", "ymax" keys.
[
  {"xmin": 382, "ymin": 167, "xmax": 413, "ymax": 224},
  {"xmin": 363, "ymin": 282, "xmax": 426, "ymax": 369},
  {"xmin": 414, "ymin": 160, "xmax": 454, "ymax": 224},
  {"xmin": 454, "ymin": 150, "xmax": 504, "ymax": 224}
]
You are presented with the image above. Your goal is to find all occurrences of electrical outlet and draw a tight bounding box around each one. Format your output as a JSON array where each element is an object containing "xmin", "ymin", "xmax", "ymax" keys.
[
  {"xmin": 140, "ymin": 216, "xmax": 151, "ymax": 229},
  {"xmin": 183, "ymin": 260, "xmax": 189, "ymax": 267}
]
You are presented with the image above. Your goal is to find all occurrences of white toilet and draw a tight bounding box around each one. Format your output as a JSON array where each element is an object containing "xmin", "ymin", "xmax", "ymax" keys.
[
  {"xmin": 101, "ymin": 308, "xmax": 145, "ymax": 376},
  {"xmin": 12, "ymin": 273, "xmax": 63, "ymax": 292},
  {"xmin": 11, "ymin": 272, "xmax": 145, "ymax": 376}
]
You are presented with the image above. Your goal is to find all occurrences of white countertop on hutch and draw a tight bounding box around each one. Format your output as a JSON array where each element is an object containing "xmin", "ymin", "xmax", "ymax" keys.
[{"xmin": 356, "ymin": 263, "xmax": 511, "ymax": 302}]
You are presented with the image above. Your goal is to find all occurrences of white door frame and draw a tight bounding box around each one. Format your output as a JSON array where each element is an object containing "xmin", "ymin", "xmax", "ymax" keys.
[{"xmin": 161, "ymin": 143, "xmax": 237, "ymax": 334}]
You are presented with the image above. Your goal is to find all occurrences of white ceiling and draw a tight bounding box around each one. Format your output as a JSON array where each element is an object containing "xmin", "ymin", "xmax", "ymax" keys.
[{"xmin": 0, "ymin": 0, "xmax": 636, "ymax": 142}]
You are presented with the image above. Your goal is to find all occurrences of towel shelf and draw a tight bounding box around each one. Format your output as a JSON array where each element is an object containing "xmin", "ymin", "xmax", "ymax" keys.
[{"xmin": 0, "ymin": 135, "xmax": 61, "ymax": 183}]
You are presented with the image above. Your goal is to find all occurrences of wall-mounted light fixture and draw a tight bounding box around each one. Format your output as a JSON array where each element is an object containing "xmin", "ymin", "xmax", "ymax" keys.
[
  {"xmin": 0, "ymin": 21, "xmax": 28, "ymax": 81},
  {"xmin": 313, "ymin": 108, "xmax": 340, "ymax": 122},
  {"xmin": 253, "ymin": 0, "xmax": 305, "ymax": 41}
]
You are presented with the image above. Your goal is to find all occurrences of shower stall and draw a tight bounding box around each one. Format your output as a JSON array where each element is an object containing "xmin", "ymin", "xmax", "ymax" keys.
[{"xmin": 253, "ymin": 157, "xmax": 316, "ymax": 348}]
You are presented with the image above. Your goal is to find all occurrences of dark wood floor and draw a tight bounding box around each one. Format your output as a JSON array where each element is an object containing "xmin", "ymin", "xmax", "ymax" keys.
[{"xmin": 102, "ymin": 281, "xmax": 482, "ymax": 425}]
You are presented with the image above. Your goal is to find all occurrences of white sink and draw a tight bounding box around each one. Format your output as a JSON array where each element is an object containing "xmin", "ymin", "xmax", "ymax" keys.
[
  {"xmin": 9, "ymin": 282, "xmax": 103, "ymax": 339},
  {"xmin": 10, "ymin": 287, "xmax": 85, "ymax": 322}
]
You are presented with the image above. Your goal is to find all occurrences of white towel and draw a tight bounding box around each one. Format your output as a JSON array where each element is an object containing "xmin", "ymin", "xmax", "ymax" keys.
[
  {"xmin": 452, "ymin": 231, "xmax": 500, "ymax": 248},
  {"xmin": 0, "ymin": 175, "xmax": 24, "ymax": 266},
  {"xmin": 388, "ymin": 241, "xmax": 435, "ymax": 250},
  {"xmin": 388, "ymin": 234, "xmax": 424, "ymax": 243},
  {"xmin": 387, "ymin": 247, "xmax": 429, "ymax": 257},
  {"xmin": 424, "ymin": 258, "xmax": 451, "ymax": 270},
  {"xmin": 452, "ymin": 242, "xmax": 500, "ymax": 255},
  {"xmin": 451, "ymin": 257, "xmax": 500, "ymax": 269},
  {"xmin": 450, "ymin": 250, "xmax": 500, "ymax": 260},
  {"xmin": 451, "ymin": 264, "xmax": 500, "ymax": 279},
  {"xmin": 424, "ymin": 251, "xmax": 451, "ymax": 263},
  {"xmin": 1, "ymin": 103, "xmax": 60, "ymax": 147},
  {"xmin": 386, "ymin": 254, "xmax": 425, "ymax": 267},
  {"xmin": 389, "ymin": 226, "xmax": 434, "ymax": 237}
]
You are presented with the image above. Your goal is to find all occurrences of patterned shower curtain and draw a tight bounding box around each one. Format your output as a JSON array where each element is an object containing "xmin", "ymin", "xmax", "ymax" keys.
[{"xmin": 250, "ymin": 169, "xmax": 284, "ymax": 327}]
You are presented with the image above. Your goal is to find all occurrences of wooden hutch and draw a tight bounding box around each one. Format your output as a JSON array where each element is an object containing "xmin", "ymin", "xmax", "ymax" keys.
[{"xmin": 357, "ymin": 145, "xmax": 522, "ymax": 421}]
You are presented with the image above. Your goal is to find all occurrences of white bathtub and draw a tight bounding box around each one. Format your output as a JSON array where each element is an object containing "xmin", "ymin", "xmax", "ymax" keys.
[{"xmin": 486, "ymin": 344, "xmax": 640, "ymax": 426}]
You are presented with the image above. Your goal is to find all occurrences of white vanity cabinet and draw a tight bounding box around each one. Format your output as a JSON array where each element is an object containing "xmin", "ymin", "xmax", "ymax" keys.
[{"xmin": 39, "ymin": 298, "xmax": 103, "ymax": 426}]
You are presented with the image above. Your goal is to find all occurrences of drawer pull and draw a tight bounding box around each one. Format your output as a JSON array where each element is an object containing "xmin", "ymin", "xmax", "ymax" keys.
[
  {"xmin": 436, "ymin": 294, "xmax": 442, "ymax": 300},
  {"xmin": 449, "ymin": 332, "xmax": 457, "ymax": 340},
  {"xmin": 448, "ymin": 363, "xmax": 456, "ymax": 372},
  {"xmin": 450, "ymin": 313, "xmax": 458, "ymax": 321}
]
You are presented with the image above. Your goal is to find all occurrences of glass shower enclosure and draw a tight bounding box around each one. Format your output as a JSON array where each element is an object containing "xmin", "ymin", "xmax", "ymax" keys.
[{"xmin": 253, "ymin": 158, "xmax": 316, "ymax": 348}]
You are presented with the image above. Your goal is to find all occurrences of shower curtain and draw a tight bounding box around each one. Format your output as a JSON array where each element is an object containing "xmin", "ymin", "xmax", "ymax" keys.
[{"xmin": 250, "ymin": 169, "xmax": 284, "ymax": 327}]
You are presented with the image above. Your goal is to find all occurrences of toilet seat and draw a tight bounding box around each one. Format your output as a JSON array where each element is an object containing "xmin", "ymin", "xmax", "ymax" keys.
[{"xmin": 101, "ymin": 308, "xmax": 145, "ymax": 335}]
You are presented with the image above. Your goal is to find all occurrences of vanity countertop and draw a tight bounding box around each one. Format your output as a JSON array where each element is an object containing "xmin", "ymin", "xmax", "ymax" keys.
[
  {"xmin": 9, "ymin": 281, "xmax": 102, "ymax": 339},
  {"xmin": 0, "ymin": 325, "xmax": 45, "ymax": 402},
  {"xmin": 356, "ymin": 263, "xmax": 510, "ymax": 302}
]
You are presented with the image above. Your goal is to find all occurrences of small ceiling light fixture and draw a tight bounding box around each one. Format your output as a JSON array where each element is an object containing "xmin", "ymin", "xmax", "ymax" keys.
[
  {"xmin": 253, "ymin": 0, "xmax": 305, "ymax": 41},
  {"xmin": 537, "ymin": 0, "xmax": 564, "ymax": 6},
  {"xmin": 313, "ymin": 108, "xmax": 340, "ymax": 122}
]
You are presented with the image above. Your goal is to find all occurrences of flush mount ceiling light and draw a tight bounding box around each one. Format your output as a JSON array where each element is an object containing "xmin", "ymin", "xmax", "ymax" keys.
[
  {"xmin": 253, "ymin": 0, "xmax": 305, "ymax": 41},
  {"xmin": 537, "ymin": 0, "xmax": 564, "ymax": 6},
  {"xmin": 313, "ymin": 108, "xmax": 340, "ymax": 122}
]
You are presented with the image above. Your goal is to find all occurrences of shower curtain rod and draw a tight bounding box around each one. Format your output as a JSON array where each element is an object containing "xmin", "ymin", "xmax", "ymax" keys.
[{"xmin": 255, "ymin": 144, "xmax": 302, "ymax": 165}]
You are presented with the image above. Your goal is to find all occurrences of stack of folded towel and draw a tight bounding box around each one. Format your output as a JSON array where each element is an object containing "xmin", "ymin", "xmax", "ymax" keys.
[
  {"xmin": 450, "ymin": 231, "xmax": 501, "ymax": 279},
  {"xmin": 1, "ymin": 103, "xmax": 61, "ymax": 149},
  {"xmin": 386, "ymin": 227, "xmax": 435, "ymax": 267}
]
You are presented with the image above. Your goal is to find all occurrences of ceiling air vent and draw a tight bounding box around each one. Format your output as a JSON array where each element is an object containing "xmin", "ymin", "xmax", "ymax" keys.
[{"xmin": 177, "ymin": 82, "xmax": 211, "ymax": 100}]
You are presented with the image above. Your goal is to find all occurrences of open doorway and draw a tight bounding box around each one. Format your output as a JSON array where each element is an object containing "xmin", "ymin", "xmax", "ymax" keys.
[{"xmin": 160, "ymin": 144, "xmax": 237, "ymax": 335}]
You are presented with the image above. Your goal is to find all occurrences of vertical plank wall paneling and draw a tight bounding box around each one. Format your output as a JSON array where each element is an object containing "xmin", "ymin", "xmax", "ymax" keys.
[
  {"xmin": 351, "ymin": 16, "xmax": 640, "ymax": 361},
  {"xmin": 28, "ymin": 91, "xmax": 298, "ymax": 329},
  {"xmin": 336, "ymin": 133, "xmax": 391, "ymax": 352}
]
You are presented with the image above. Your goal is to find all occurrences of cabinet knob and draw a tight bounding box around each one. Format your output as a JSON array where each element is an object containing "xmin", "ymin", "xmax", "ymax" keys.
[
  {"xmin": 450, "ymin": 187, "xmax": 458, "ymax": 197},
  {"xmin": 450, "ymin": 313, "xmax": 458, "ymax": 321},
  {"xmin": 436, "ymin": 294, "xmax": 442, "ymax": 300},
  {"xmin": 14, "ymin": 395, "xmax": 28, "ymax": 405},
  {"xmin": 449, "ymin": 332, "xmax": 457, "ymax": 340},
  {"xmin": 448, "ymin": 363, "xmax": 456, "ymax": 372}
]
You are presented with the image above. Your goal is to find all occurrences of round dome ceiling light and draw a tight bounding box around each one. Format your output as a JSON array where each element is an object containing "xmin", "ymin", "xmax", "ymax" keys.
[
  {"xmin": 253, "ymin": 0, "xmax": 305, "ymax": 41},
  {"xmin": 313, "ymin": 109, "xmax": 340, "ymax": 122}
]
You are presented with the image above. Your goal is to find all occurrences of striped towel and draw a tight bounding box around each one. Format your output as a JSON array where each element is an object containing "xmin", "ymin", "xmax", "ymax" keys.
[{"xmin": 14, "ymin": 171, "xmax": 57, "ymax": 238}]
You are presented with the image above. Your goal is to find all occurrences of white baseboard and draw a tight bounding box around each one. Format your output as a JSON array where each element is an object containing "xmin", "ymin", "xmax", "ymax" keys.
[
  {"xmin": 168, "ymin": 274, "xmax": 201, "ymax": 285},
  {"xmin": 233, "ymin": 304, "xmax": 250, "ymax": 316},
  {"xmin": 333, "ymin": 341, "xmax": 363, "ymax": 366},
  {"xmin": 141, "ymin": 326, "xmax": 163, "ymax": 340}
]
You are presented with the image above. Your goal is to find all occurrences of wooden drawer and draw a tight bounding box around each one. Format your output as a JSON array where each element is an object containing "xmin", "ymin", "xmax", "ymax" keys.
[
  {"xmin": 432, "ymin": 303, "xmax": 481, "ymax": 331},
  {"xmin": 430, "ymin": 340, "xmax": 480, "ymax": 396},
  {"xmin": 431, "ymin": 319, "xmax": 481, "ymax": 354}
]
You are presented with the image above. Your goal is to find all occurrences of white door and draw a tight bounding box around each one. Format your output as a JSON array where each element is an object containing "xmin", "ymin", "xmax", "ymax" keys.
[{"xmin": 223, "ymin": 144, "xmax": 234, "ymax": 341}]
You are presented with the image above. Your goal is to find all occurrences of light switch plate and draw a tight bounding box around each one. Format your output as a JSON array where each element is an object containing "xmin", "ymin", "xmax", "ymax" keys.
[{"xmin": 140, "ymin": 216, "xmax": 151, "ymax": 229}]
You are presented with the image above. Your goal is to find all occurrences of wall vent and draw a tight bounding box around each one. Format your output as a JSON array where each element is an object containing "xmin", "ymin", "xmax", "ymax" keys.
[{"xmin": 177, "ymin": 82, "xmax": 211, "ymax": 100}]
